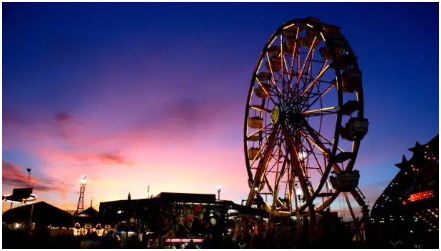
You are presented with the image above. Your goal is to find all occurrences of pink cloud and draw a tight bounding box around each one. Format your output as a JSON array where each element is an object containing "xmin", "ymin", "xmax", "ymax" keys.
[
  {"xmin": 2, "ymin": 161, "xmax": 73, "ymax": 199},
  {"xmin": 3, "ymin": 88, "xmax": 256, "ymax": 210}
]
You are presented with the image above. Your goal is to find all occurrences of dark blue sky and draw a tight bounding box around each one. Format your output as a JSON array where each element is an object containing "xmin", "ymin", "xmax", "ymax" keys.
[{"xmin": 2, "ymin": 2, "xmax": 439, "ymax": 212}]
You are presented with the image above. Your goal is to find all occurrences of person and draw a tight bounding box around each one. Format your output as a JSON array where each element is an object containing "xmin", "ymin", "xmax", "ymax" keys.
[{"xmin": 185, "ymin": 240, "xmax": 196, "ymax": 249}]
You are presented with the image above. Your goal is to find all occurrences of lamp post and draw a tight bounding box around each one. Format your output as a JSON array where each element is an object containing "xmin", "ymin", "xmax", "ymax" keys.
[{"xmin": 216, "ymin": 185, "xmax": 222, "ymax": 201}]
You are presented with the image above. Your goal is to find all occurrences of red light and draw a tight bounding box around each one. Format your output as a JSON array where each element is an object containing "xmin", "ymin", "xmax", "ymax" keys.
[{"xmin": 408, "ymin": 191, "xmax": 434, "ymax": 202}]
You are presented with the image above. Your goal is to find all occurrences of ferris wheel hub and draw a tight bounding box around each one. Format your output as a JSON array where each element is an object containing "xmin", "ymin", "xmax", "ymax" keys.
[
  {"xmin": 273, "ymin": 102, "xmax": 306, "ymax": 129},
  {"xmin": 287, "ymin": 112, "xmax": 306, "ymax": 128},
  {"xmin": 270, "ymin": 106, "xmax": 280, "ymax": 124}
]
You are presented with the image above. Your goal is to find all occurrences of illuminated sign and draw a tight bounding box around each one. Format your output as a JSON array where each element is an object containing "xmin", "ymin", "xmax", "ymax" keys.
[
  {"xmin": 164, "ymin": 239, "xmax": 204, "ymax": 243},
  {"xmin": 407, "ymin": 190, "xmax": 434, "ymax": 202}
]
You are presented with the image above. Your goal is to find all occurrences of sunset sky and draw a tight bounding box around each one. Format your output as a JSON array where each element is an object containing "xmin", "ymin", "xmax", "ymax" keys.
[{"xmin": 2, "ymin": 3, "xmax": 439, "ymax": 216}]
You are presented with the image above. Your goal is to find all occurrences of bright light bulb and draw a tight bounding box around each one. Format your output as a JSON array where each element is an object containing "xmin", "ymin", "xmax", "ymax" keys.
[
  {"xmin": 296, "ymin": 187, "xmax": 303, "ymax": 196},
  {"xmin": 79, "ymin": 175, "xmax": 87, "ymax": 184},
  {"xmin": 298, "ymin": 151, "xmax": 308, "ymax": 160}
]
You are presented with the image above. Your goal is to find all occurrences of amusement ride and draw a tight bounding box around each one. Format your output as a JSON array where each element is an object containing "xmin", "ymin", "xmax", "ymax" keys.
[{"xmin": 243, "ymin": 17, "xmax": 370, "ymax": 239}]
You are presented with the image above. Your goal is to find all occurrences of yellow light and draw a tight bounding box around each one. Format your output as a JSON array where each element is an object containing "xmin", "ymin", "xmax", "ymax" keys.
[
  {"xmin": 293, "ymin": 36, "xmax": 317, "ymax": 88},
  {"xmin": 265, "ymin": 52, "xmax": 283, "ymax": 97},
  {"xmin": 256, "ymin": 78, "xmax": 270, "ymax": 97},
  {"xmin": 250, "ymin": 105, "xmax": 269, "ymax": 113},
  {"xmin": 299, "ymin": 131, "xmax": 320, "ymax": 151},
  {"xmin": 269, "ymin": 36, "xmax": 277, "ymax": 47},
  {"xmin": 303, "ymin": 106, "xmax": 336, "ymax": 114},
  {"xmin": 320, "ymin": 32, "xmax": 326, "ymax": 42},
  {"xmin": 283, "ymin": 23, "xmax": 295, "ymax": 29},
  {"xmin": 247, "ymin": 124, "xmax": 270, "ymax": 138}
]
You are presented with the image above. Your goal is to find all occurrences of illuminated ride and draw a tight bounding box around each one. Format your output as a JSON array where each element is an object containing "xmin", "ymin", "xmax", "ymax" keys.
[{"xmin": 244, "ymin": 17, "xmax": 369, "ymax": 238}]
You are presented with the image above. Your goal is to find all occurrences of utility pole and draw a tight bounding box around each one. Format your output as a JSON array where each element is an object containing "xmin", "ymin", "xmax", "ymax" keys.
[{"xmin": 27, "ymin": 169, "xmax": 31, "ymax": 187}]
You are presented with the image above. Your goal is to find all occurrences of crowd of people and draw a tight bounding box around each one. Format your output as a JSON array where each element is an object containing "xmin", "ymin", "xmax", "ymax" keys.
[{"xmin": 2, "ymin": 212, "xmax": 378, "ymax": 249}]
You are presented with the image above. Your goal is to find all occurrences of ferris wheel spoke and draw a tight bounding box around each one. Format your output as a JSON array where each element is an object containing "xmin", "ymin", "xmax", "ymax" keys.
[
  {"xmin": 248, "ymin": 133, "xmax": 273, "ymax": 168},
  {"xmin": 267, "ymin": 144, "xmax": 281, "ymax": 172},
  {"xmin": 263, "ymin": 174, "xmax": 289, "ymax": 210},
  {"xmin": 299, "ymin": 130, "xmax": 328, "ymax": 155},
  {"xmin": 265, "ymin": 52, "xmax": 284, "ymax": 98},
  {"xmin": 300, "ymin": 62, "xmax": 330, "ymax": 97},
  {"xmin": 286, "ymin": 27, "xmax": 300, "ymax": 85},
  {"xmin": 314, "ymin": 195, "xmax": 338, "ymax": 212},
  {"xmin": 281, "ymin": 123, "xmax": 317, "ymax": 225},
  {"xmin": 349, "ymin": 189, "xmax": 368, "ymax": 209},
  {"xmin": 250, "ymin": 105, "xmax": 271, "ymax": 113},
  {"xmin": 300, "ymin": 128, "xmax": 344, "ymax": 175},
  {"xmin": 247, "ymin": 123, "xmax": 271, "ymax": 139},
  {"xmin": 301, "ymin": 46, "xmax": 317, "ymax": 94},
  {"xmin": 279, "ymin": 34, "xmax": 286, "ymax": 95},
  {"xmin": 303, "ymin": 83, "xmax": 334, "ymax": 111},
  {"xmin": 302, "ymin": 133, "xmax": 335, "ymax": 195},
  {"xmin": 293, "ymin": 36, "xmax": 317, "ymax": 91},
  {"xmin": 246, "ymin": 123, "xmax": 280, "ymax": 206},
  {"xmin": 287, "ymin": 166, "xmax": 294, "ymax": 211},
  {"xmin": 302, "ymin": 106, "xmax": 339, "ymax": 117},
  {"xmin": 283, "ymin": 56, "xmax": 290, "ymax": 79},
  {"xmin": 299, "ymin": 128, "xmax": 343, "ymax": 199},
  {"xmin": 255, "ymin": 78, "xmax": 278, "ymax": 105},
  {"xmin": 301, "ymin": 123, "xmax": 345, "ymax": 154},
  {"xmin": 271, "ymin": 152, "xmax": 289, "ymax": 211},
  {"xmin": 303, "ymin": 135, "xmax": 326, "ymax": 175}
]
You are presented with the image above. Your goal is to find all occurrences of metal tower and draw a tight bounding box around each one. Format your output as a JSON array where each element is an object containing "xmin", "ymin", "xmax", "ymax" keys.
[{"xmin": 76, "ymin": 176, "xmax": 87, "ymax": 213}]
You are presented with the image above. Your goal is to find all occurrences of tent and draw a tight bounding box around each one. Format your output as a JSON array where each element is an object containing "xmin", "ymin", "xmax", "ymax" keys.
[
  {"xmin": 74, "ymin": 207, "xmax": 100, "ymax": 225},
  {"xmin": 2, "ymin": 201, "xmax": 73, "ymax": 227}
]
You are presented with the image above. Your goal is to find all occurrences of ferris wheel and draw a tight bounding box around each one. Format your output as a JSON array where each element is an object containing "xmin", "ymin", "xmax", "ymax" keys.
[{"xmin": 244, "ymin": 17, "xmax": 369, "ymax": 234}]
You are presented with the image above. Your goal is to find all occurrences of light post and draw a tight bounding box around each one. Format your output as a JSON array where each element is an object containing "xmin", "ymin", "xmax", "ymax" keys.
[
  {"xmin": 216, "ymin": 185, "xmax": 222, "ymax": 201},
  {"xmin": 77, "ymin": 176, "xmax": 87, "ymax": 213}
]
